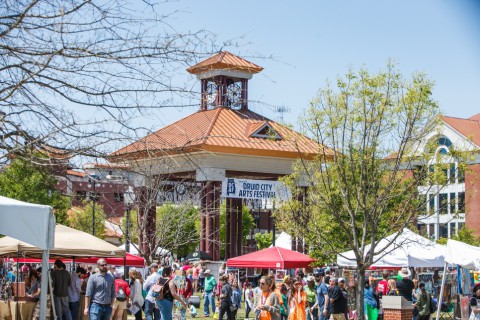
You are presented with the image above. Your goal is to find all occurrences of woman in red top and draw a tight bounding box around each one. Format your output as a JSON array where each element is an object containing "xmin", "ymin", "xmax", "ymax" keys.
[{"xmin": 111, "ymin": 271, "xmax": 131, "ymax": 320}]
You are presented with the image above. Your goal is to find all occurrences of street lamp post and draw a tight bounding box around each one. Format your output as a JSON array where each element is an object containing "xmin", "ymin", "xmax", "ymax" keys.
[
  {"xmin": 88, "ymin": 178, "xmax": 97, "ymax": 236},
  {"xmin": 124, "ymin": 186, "xmax": 136, "ymax": 278}
]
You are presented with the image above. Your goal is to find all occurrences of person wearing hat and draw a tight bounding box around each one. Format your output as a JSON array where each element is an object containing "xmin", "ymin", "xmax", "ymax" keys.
[
  {"xmin": 203, "ymin": 269, "xmax": 217, "ymax": 317},
  {"xmin": 396, "ymin": 267, "xmax": 414, "ymax": 302},
  {"xmin": 412, "ymin": 282, "xmax": 431, "ymax": 320},
  {"xmin": 470, "ymin": 283, "xmax": 480, "ymax": 320},
  {"xmin": 314, "ymin": 272, "xmax": 329, "ymax": 320},
  {"xmin": 143, "ymin": 263, "xmax": 161, "ymax": 320}
]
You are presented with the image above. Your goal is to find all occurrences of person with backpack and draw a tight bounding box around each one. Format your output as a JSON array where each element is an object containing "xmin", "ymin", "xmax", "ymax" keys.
[
  {"xmin": 154, "ymin": 265, "xmax": 188, "ymax": 320},
  {"xmin": 111, "ymin": 271, "xmax": 130, "ymax": 320},
  {"xmin": 413, "ymin": 282, "xmax": 432, "ymax": 320}
]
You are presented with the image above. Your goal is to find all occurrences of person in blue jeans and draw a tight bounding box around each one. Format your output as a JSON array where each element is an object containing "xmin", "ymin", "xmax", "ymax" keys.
[
  {"xmin": 156, "ymin": 266, "xmax": 188, "ymax": 320},
  {"xmin": 143, "ymin": 263, "xmax": 161, "ymax": 320},
  {"xmin": 203, "ymin": 270, "xmax": 217, "ymax": 316},
  {"xmin": 84, "ymin": 259, "xmax": 115, "ymax": 320}
]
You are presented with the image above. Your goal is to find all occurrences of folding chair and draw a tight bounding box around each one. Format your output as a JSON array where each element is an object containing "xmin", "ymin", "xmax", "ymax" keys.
[{"xmin": 439, "ymin": 302, "xmax": 455, "ymax": 320}]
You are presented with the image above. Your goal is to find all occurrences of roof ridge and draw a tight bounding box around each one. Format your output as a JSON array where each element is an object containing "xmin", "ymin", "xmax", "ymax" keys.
[
  {"xmin": 442, "ymin": 114, "xmax": 479, "ymax": 122},
  {"xmin": 201, "ymin": 108, "xmax": 223, "ymax": 145}
]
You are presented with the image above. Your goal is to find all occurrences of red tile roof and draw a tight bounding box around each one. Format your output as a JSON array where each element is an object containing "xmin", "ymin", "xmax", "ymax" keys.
[
  {"xmin": 187, "ymin": 51, "xmax": 263, "ymax": 75},
  {"xmin": 442, "ymin": 114, "xmax": 480, "ymax": 147},
  {"xmin": 110, "ymin": 108, "xmax": 332, "ymax": 161},
  {"xmin": 66, "ymin": 170, "xmax": 86, "ymax": 177}
]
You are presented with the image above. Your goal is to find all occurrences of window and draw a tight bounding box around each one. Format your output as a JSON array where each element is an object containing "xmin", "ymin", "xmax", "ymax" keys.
[
  {"xmin": 439, "ymin": 193, "xmax": 448, "ymax": 215},
  {"xmin": 449, "ymin": 163, "xmax": 455, "ymax": 184},
  {"xmin": 75, "ymin": 191, "xmax": 86, "ymax": 201},
  {"xmin": 450, "ymin": 222, "xmax": 457, "ymax": 235},
  {"xmin": 439, "ymin": 224, "xmax": 448, "ymax": 238},
  {"xmin": 114, "ymin": 193, "xmax": 124, "ymax": 202},
  {"xmin": 429, "ymin": 196, "xmax": 435, "ymax": 214},
  {"xmin": 449, "ymin": 192, "xmax": 456, "ymax": 214},
  {"xmin": 458, "ymin": 192, "xmax": 465, "ymax": 212},
  {"xmin": 457, "ymin": 165, "xmax": 465, "ymax": 183},
  {"xmin": 438, "ymin": 137, "xmax": 452, "ymax": 148},
  {"xmin": 89, "ymin": 192, "xmax": 100, "ymax": 202}
]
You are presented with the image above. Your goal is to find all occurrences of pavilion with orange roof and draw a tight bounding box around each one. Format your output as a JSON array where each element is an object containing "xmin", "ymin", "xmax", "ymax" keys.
[{"xmin": 110, "ymin": 51, "xmax": 333, "ymax": 260}]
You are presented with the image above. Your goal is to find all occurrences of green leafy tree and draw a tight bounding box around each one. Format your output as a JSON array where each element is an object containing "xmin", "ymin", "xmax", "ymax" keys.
[
  {"xmin": 437, "ymin": 226, "xmax": 480, "ymax": 246},
  {"xmin": 255, "ymin": 232, "xmax": 273, "ymax": 250},
  {"xmin": 146, "ymin": 203, "xmax": 200, "ymax": 263},
  {"xmin": 218, "ymin": 201, "xmax": 255, "ymax": 258},
  {"xmin": 0, "ymin": 158, "xmax": 70, "ymax": 224},
  {"xmin": 66, "ymin": 201, "xmax": 106, "ymax": 239},
  {"xmin": 276, "ymin": 64, "xmax": 441, "ymax": 319}
]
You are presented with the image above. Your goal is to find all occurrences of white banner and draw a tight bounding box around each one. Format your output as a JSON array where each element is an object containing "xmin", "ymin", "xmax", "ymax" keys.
[{"xmin": 221, "ymin": 178, "xmax": 291, "ymax": 201}]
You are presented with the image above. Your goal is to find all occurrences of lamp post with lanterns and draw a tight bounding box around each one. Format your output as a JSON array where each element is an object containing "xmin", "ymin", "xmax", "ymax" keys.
[
  {"xmin": 124, "ymin": 185, "xmax": 136, "ymax": 277},
  {"xmin": 87, "ymin": 177, "xmax": 97, "ymax": 236}
]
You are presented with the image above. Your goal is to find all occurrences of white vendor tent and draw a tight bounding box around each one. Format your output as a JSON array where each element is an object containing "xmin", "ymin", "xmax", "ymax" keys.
[
  {"xmin": 0, "ymin": 196, "xmax": 56, "ymax": 320},
  {"xmin": 0, "ymin": 224, "xmax": 126, "ymax": 258},
  {"xmin": 270, "ymin": 232, "xmax": 292, "ymax": 250},
  {"xmin": 337, "ymin": 228, "xmax": 445, "ymax": 268},
  {"xmin": 444, "ymin": 239, "xmax": 480, "ymax": 269},
  {"xmin": 435, "ymin": 239, "xmax": 480, "ymax": 320}
]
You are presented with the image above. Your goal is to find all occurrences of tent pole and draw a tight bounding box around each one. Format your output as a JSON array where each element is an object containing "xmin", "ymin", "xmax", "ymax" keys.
[
  {"xmin": 436, "ymin": 261, "xmax": 448, "ymax": 320},
  {"xmin": 15, "ymin": 249, "xmax": 19, "ymax": 320},
  {"xmin": 40, "ymin": 249, "xmax": 49, "ymax": 320}
]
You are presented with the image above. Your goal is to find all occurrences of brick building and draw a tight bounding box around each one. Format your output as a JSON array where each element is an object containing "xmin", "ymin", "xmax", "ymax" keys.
[{"xmin": 413, "ymin": 113, "xmax": 480, "ymax": 239}]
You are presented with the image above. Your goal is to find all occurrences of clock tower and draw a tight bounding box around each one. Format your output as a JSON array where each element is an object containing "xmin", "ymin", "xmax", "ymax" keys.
[{"xmin": 187, "ymin": 51, "xmax": 263, "ymax": 111}]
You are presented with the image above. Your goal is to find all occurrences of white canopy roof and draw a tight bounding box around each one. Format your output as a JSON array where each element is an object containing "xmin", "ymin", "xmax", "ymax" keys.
[
  {"xmin": 337, "ymin": 228, "xmax": 445, "ymax": 268},
  {"xmin": 0, "ymin": 224, "xmax": 125, "ymax": 258},
  {"xmin": 270, "ymin": 232, "xmax": 292, "ymax": 250},
  {"xmin": 445, "ymin": 239, "xmax": 480, "ymax": 269},
  {"xmin": 0, "ymin": 196, "xmax": 55, "ymax": 250}
]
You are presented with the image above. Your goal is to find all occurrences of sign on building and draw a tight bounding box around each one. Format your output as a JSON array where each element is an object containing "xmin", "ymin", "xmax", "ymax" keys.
[{"xmin": 221, "ymin": 178, "xmax": 291, "ymax": 202}]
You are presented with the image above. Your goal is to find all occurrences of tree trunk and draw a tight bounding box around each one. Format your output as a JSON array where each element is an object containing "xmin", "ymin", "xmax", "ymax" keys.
[{"xmin": 355, "ymin": 267, "xmax": 366, "ymax": 320}]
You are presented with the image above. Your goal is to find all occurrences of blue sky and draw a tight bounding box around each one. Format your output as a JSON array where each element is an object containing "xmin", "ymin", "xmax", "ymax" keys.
[{"xmin": 151, "ymin": 0, "xmax": 480, "ymax": 130}]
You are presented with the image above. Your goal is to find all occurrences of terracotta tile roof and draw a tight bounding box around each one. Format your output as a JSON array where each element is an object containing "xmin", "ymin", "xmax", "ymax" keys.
[
  {"xmin": 442, "ymin": 114, "xmax": 480, "ymax": 147},
  {"xmin": 187, "ymin": 51, "xmax": 263, "ymax": 75},
  {"xmin": 66, "ymin": 170, "xmax": 86, "ymax": 177},
  {"xmin": 110, "ymin": 108, "xmax": 333, "ymax": 161},
  {"xmin": 83, "ymin": 163, "xmax": 130, "ymax": 169},
  {"xmin": 469, "ymin": 113, "xmax": 480, "ymax": 121}
]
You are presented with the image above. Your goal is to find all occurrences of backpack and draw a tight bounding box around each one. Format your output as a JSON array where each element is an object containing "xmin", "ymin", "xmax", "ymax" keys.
[
  {"xmin": 116, "ymin": 287, "xmax": 127, "ymax": 302},
  {"xmin": 429, "ymin": 295, "xmax": 436, "ymax": 314},
  {"xmin": 151, "ymin": 278, "xmax": 169, "ymax": 300}
]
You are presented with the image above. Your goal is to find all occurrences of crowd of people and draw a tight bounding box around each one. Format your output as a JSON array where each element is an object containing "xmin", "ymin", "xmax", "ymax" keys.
[{"xmin": 2, "ymin": 258, "xmax": 475, "ymax": 320}]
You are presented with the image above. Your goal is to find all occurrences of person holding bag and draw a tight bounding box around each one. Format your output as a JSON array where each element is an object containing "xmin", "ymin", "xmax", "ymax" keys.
[
  {"xmin": 129, "ymin": 268, "xmax": 144, "ymax": 320},
  {"xmin": 256, "ymin": 276, "xmax": 280, "ymax": 320}
]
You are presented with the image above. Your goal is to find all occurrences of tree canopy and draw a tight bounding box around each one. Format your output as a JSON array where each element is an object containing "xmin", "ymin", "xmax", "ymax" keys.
[
  {"xmin": 0, "ymin": 157, "xmax": 70, "ymax": 224},
  {"xmin": 276, "ymin": 64, "xmax": 439, "ymax": 318},
  {"xmin": 0, "ymin": 0, "xmax": 214, "ymax": 166}
]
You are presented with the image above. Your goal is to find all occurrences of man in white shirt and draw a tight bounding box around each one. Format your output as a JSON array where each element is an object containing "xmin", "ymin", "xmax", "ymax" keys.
[{"xmin": 143, "ymin": 263, "xmax": 161, "ymax": 320}]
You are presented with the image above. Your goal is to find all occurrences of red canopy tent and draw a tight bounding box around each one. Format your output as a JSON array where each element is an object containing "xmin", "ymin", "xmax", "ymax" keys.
[
  {"xmin": 226, "ymin": 246, "xmax": 315, "ymax": 269},
  {"xmin": 12, "ymin": 253, "xmax": 145, "ymax": 267}
]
